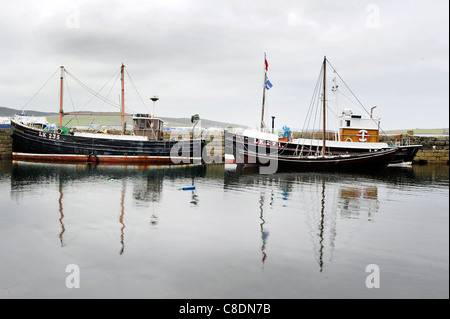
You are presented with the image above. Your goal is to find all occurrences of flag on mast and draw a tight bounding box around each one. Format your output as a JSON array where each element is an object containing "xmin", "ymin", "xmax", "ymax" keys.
[
  {"xmin": 264, "ymin": 58, "xmax": 268, "ymax": 72},
  {"xmin": 265, "ymin": 78, "xmax": 273, "ymax": 90}
]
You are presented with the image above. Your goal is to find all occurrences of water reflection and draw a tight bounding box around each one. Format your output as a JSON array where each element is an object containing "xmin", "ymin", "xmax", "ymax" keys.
[
  {"xmin": 120, "ymin": 179, "xmax": 126, "ymax": 255},
  {"xmin": 3, "ymin": 160, "xmax": 449, "ymax": 271},
  {"xmin": 58, "ymin": 181, "xmax": 65, "ymax": 247},
  {"xmin": 225, "ymin": 163, "xmax": 449, "ymax": 189},
  {"xmin": 338, "ymin": 186, "xmax": 379, "ymax": 220},
  {"xmin": 8, "ymin": 161, "xmax": 207, "ymax": 255},
  {"xmin": 227, "ymin": 166, "xmax": 388, "ymax": 272},
  {"xmin": 259, "ymin": 193, "xmax": 269, "ymax": 265}
]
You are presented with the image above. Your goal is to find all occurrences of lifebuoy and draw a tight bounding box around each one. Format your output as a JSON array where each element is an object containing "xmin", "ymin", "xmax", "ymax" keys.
[{"xmin": 357, "ymin": 130, "xmax": 369, "ymax": 142}]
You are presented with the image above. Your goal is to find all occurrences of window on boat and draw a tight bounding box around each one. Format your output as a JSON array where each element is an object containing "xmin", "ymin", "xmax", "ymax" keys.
[
  {"xmin": 346, "ymin": 120, "xmax": 351, "ymax": 127},
  {"xmin": 139, "ymin": 120, "xmax": 145, "ymax": 129}
]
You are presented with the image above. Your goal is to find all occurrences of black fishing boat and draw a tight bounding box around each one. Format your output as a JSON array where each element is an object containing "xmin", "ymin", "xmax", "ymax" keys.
[
  {"xmin": 226, "ymin": 55, "xmax": 397, "ymax": 171},
  {"xmin": 225, "ymin": 129, "xmax": 419, "ymax": 166},
  {"xmin": 11, "ymin": 64, "xmax": 205, "ymax": 164},
  {"xmin": 225, "ymin": 56, "xmax": 421, "ymax": 166}
]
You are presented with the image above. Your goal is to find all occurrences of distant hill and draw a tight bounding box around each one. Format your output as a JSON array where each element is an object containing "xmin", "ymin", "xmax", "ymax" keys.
[
  {"xmin": 0, "ymin": 106, "xmax": 54, "ymax": 117},
  {"xmin": 0, "ymin": 106, "xmax": 248, "ymax": 129}
]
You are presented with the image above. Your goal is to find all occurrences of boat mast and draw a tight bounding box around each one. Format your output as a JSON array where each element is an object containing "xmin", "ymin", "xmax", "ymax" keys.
[
  {"xmin": 121, "ymin": 64, "xmax": 125, "ymax": 134},
  {"xmin": 260, "ymin": 52, "xmax": 267, "ymax": 132},
  {"xmin": 332, "ymin": 74, "xmax": 339, "ymax": 141},
  {"xmin": 322, "ymin": 56, "xmax": 326, "ymax": 157},
  {"xmin": 59, "ymin": 66, "xmax": 64, "ymax": 127}
]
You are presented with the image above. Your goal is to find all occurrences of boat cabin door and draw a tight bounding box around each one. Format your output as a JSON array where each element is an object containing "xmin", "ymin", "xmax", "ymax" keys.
[{"xmin": 133, "ymin": 114, "xmax": 164, "ymax": 141}]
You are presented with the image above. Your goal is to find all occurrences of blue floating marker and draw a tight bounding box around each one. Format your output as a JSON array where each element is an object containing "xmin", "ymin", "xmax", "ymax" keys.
[{"xmin": 182, "ymin": 186, "xmax": 196, "ymax": 191}]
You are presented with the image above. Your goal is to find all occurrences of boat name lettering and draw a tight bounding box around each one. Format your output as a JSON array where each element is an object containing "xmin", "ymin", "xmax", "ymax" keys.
[
  {"xmin": 253, "ymin": 138, "xmax": 280, "ymax": 147},
  {"xmin": 39, "ymin": 131, "xmax": 60, "ymax": 140}
]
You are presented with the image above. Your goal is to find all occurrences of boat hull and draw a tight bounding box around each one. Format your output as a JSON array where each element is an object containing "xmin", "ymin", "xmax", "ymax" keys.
[
  {"xmin": 390, "ymin": 145, "xmax": 421, "ymax": 164},
  {"xmin": 240, "ymin": 148, "xmax": 397, "ymax": 171},
  {"xmin": 11, "ymin": 120, "xmax": 205, "ymax": 164},
  {"xmin": 225, "ymin": 130, "xmax": 421, "ymax": 165}
]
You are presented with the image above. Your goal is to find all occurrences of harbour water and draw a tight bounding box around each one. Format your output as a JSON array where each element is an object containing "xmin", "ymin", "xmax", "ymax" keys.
[{"xmin": 0, "ymin": 160, "xmax": 448, "ymax": 299}]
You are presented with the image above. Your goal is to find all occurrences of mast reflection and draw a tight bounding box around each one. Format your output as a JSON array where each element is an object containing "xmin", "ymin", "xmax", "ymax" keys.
[
  {"xmin": 307, "ymin": 176, "xmax": 380, "ymax": 272},
  {"xmin": 119, "ymin": 179, "xmax": 126, "ymax": 255},
  {"xmin": 9, "ymin": 161, "xmax": 208, "ymax": 256},
  {"xmin": 318, "ymin": 179, "xmax": 325, "ymax": 272},
  {"xmin": 58, "ymin": 181, "xmax": 65, "ymax": 247},
  {"xmin": 259, "ymin": 193, "xmax": 269, "ymax": 265}
]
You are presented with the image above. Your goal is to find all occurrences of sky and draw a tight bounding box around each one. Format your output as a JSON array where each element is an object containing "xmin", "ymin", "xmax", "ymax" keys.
[{"xmin": 0, "ymin": 0, "xmax": 448, "ymax": 130}]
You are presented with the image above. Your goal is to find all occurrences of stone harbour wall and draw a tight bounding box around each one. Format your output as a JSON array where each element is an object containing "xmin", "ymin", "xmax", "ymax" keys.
[
  {"xmin": 0, "ymin": 129, "xmax": 12, "ymax": 159},
  {"xmin": 379, "ymin": 135, "xmax": 449, "ymax": 164}
]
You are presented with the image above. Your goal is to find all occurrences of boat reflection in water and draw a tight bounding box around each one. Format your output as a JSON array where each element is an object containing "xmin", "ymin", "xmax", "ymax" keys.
[
  {"xmin": 311, "ymin": 179, "xmax": 380, "ymax": 272},
  {"xmin": 3, "ymin": 159, "xmax": 448, "ymax": 298},
  {"xmin": 11, "ymin": 160, "xmax": 206, "ymax": 255},
  {"xmin": 338, "ymin": 185, "xmax": 379, "ymax": 220},
  {"xmin": 8, "ymin": 161, "xmax": 446, "ymax": 267},
  {"xmin": 227, "ymin": 165, "xmax": 382, "ymax": 272}
]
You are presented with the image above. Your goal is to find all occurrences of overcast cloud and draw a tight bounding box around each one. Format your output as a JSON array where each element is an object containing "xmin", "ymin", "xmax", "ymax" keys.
[{"xmin": 1, "ymin": 0, "xmax": 448, "ymax": 130}]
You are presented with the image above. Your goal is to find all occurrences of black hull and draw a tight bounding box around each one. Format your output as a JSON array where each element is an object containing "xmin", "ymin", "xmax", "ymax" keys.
[
  {"xmin": 240, "ymin": 148, "xmax": 396, "ymax": 172},
  {"xmin": 390, "ymin": 145, "xmax": 421, "ymax": 164},
  {"xmin": 225, "ymin": 130, "xmax": 421, "ymax": 165},
  {"xmin": 11, "ymin": 120, "xmax": 205, "ymax": 164}
]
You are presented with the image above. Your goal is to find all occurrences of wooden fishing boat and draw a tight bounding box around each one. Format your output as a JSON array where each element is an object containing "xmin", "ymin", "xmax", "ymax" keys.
[
  {"xmin": 11, "ymin": 64, "xmax": 205, "ymax": 164},
  {"xmin": 226, "ymin": 56, "xmax": 398, "ymax": 171},
  {"xmin": 225, "ymin": 56, "xmax": 421, "ymax": 167}
]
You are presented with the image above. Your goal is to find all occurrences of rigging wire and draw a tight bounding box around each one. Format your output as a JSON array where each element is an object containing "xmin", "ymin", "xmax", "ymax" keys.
[
  {"xmin": 64, "ymin": 69, "xmax": 122, "ymax": 110},
  {"xmin": 325, "ymin": 59, "xmax": 392, "ymax": 140},
  {"xmin": 301, "ymin": 64, "xmax": 323, "ymax": 136},
  {"xmin": 64, "ymin": 77, "xmax": 80, "ymax": 127},
  {"xmin": 88, "ymin": 70, "xmax": 123, "ymax": 130},
  {"xmin": 125, "ymin": 68, "xmax": 149, "ymax": 114},
  {"xmin": 336, "ymin": 90, "xmax": 364, "ymax": 109},
  {"xmin": 81, "ymin": 68, "xmax": 122, "ymax": 112},
  {"xmin": 61, "ymin": 68, "xmax": 122, "ymax": 128},
  {"xmin": 86, "ymin": 69, "xmax": 122, "ymax": 130},
  {"xmin": 62, "ymin": 66, "xmax": 146, "ymax": 129},
  {"xmin": 20, "ymin": 67, "xmax": 61, "ymax": 112},
  {"xmin": 297, "ymin": 63, "xmax": 325, "ymax": 155},
  {"xmin": 326, "ymin": 60, "xmax": 371, "ymax": 117},
  {"xmin": 297, "ymin": 60, "xmax": 343, "ymax": 156}
]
